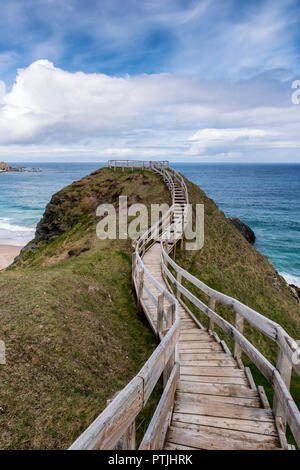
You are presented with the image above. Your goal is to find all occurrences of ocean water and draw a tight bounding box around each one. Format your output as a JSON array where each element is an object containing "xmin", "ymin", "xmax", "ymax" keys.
[
  {"xmin": 0, "ymin": 162, "xmax": 103, "ymax": 245},
  {"xmin": 174, "ymin": 163, "xmax": 300, "ymax": 287},
  {"xmin": 0, "ymin": 162, "xmax": 299, "ymax": 287}
]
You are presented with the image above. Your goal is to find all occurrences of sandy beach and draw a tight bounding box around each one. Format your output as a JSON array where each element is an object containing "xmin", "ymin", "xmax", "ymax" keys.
[{"xmin": 0, "ymin": 245, "xmax": 23, "ymax": 270}]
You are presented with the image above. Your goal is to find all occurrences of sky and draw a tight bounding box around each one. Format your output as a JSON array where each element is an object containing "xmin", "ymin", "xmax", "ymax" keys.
[{"xmin": 0, "ymin": 0, "xmax": 300, "ymax": 162}]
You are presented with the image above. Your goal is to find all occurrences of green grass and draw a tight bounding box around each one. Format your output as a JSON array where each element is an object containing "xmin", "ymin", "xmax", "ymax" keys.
[
  {"xmin": 1, "ymin": 166, "xmax": 299, "ymax": 449},
  {"xmin": 0, "ymin": 168, "xmax": 170, "ymax": 450}
]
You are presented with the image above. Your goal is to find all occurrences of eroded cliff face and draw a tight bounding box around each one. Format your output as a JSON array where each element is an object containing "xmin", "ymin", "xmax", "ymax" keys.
[
  {"xmin": 31, "ymin": 169, "xmax": 152, "ymax": 246},
  {"xmin": 228, "ymin": 217, "xmax": 256, "ymax": 244},
  {"xmin": 14, "ymin": 167, "xmax": 171, "ymax": 265}
]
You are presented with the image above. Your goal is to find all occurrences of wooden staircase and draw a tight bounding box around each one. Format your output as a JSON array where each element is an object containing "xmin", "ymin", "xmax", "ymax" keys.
[
  {"xmin": 141, "ymin": 182, "xmax": 281, "ymax": 450},
  {"xmin": 69, "ymin": 160, "xmax": 300, "ymax": 451}
]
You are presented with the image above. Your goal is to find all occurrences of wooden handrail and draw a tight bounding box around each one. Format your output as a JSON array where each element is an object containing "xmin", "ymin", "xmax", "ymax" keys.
[
  {"xmin": 108, "ymin": 160, "xmax": 170, "ymax": 169},
  {"xmin": 161, "ymin": 242, "xmax": 300, "ymax": 447},
  {"xmin": 161, "ymin": 246, "xmax": 300, "ymax": 376},
  {"xmin": 70, "ymin": 162, "xmax": 181, "ymax": 450}
]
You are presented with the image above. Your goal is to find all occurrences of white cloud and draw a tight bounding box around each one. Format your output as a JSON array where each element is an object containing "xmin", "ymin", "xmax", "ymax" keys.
[
  {"xmin": 188, "ymin": 128, "xmax": 274, "ymax": 155},
  {"xmin": 0, "ymin": 59, "xmax": 300, "ymax": 162}
]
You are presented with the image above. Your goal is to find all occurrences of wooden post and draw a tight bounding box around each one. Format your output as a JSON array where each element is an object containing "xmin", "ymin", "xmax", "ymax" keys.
[
  {"xmin": 273, "ymin": 347, "xmax": 292, "ymax": 430},
  {"xmin": 172, "ymin": 241, "xmax": 176, "ymax": 260},
  {"xmin": 207, "ymin": 296, "xmax": 216, "ymax": 333},
  {"xmin": 132, "ymin": 252, "xmax": 136, "ymax": 282},
  {"xmin": 165, "ymin": 304, "xmax": 173, "ymax": 330},
  {"xmin": 233, "ymin": 312, "xmax": 244, "ymax": 363},
  {"xmin": 176, "ymin": 272, "xmax": 182, "ymax": 300},
  {"xmin": 137, "ymin": 268, "xmax": 144, "ymax": 311},
  {"xmin": 107, "ymin": 393, "xmax": 136, "ymax": 449},
  {"xmin": 163, "ymin": 304, "xmax": 175, "ymax": 388},
  {"xmin": 157, "ymin": 293, "xmax": 164, "ymax": 336},
  {"xmin": 180, "ymin": 215, "xmax": 184, "ymax": 250}
]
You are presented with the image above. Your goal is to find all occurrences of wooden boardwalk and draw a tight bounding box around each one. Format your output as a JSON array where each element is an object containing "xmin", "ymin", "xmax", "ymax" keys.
[
  {"xmin": 70, "ymin": 160, "xmax": 300, "ymax": 451},
  {"xmin": 141, "ymin": 203, "xmax": 281, "ymax": 450}
]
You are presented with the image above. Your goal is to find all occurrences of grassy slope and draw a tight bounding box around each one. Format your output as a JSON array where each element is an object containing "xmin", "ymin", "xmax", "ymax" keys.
[
  {"xmin": 0, "ymin": 168, "xmax": 170, "ymax": 449},
  {"xmin": 175, "ymin": 176, "xmax": 300, "ymax": 443},
  {"xmin": 0, "ymin": 167, "xmax": 299, "ymax": 448}
]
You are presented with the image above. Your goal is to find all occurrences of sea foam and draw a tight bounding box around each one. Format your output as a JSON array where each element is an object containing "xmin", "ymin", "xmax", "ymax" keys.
[
  {"xmin": 0, "ymin": 218, "xmax": 35, "ymax": 246},
  {"xmin": 280, "ymin": 272, "xmax": 300, "ymax": 288}
]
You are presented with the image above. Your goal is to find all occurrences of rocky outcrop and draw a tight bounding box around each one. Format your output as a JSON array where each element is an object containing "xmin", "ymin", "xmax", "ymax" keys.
[
  {"xmin": 289, "ymin": 284, "xmax": 300, "ymax": 302},
  {"xmin": 0, "ymin": 162, "xmax": 10, "ymax": 171},
  {"xmin": 0, "ymin": 161, "xmax": 40, "ymax": 172},
  {"xmin": 228, "ymin": 217, "xmax": 256, "ymax": 244}
]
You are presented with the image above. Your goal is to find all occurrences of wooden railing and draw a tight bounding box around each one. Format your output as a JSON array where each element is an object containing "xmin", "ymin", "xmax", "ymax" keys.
[
  {"xmin": 160, "ymin": 242, "xmax": 300, "ymax": 448},
  {"xmin": 108, "ymin": 160, "xmax": 169, "ymax": 169},
  {"xmin": 70, "ymin": 160, "xmax": 300, "ymax": 450},
  {"xmin": 69, "ymin": 161, "xmax": 182, "ymax": 450}
]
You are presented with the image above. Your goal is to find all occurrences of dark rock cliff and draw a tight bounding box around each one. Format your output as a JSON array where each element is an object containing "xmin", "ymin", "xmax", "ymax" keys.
[{"xmin": 228, "ymin": 217, "xmax": 256, "ymax": 244}]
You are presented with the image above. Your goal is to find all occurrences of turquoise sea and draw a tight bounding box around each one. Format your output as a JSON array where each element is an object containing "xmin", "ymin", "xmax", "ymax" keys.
[{"xmin": 0, "ymin": 162, "xmax": 299, "ymax": 287}]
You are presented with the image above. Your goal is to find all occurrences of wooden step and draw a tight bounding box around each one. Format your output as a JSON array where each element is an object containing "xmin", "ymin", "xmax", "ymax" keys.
[
  {"xmin": 177, "ymin": 380, "xmax": 258, "ymax": 398},
  {"xmin": 175, "ymin": 391, "xmax": 261, "ymax": 408},
  {"xmin": 140, "ymin": 216, "xmax": 282, "ymax": 451},
  {"xmin": 180, "ymin": 334, "xmax": 215, "ymax": 342},
  {"xmin": 179, "ymin": 342, "xmax": 223, "ymax": 351},
  {"xmin": 180, "ymin": 366, "xmax": 244, "ymax": 377},
  {"xmin": 173, "ymin": 401, "xmax": 275, "ymax": 422},
  {"xmin": 179, "ymin": 352, "xmax": 230, "ymax": 360},
  {"xmin": 166, "ymin": 425, "xmax": 280, "ymax": 450},
  {"xmin": 179, "ymin": 359, "xmax": 237, "ymax": 367},
  {"xmin": 180, "ymin": 375, "xmax": 249, "ymax": 385},
  {"xmin": 172, "ymin": 412, "xmax": 278, "ymax": 436}
]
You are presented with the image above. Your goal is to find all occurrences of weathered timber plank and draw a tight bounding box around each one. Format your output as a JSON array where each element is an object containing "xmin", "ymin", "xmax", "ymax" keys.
[
  {"xmin": 175, "ymin": 391, "xmax": 261, "ymax": 408},
  {"xmin": 258, "ymin": 385, "xmax": 271, "ymax": 409},
  {"xmin": 245, "ymin": 367, "xmax": 257, "ymax": 390},
  {"xmin": 177, "ymin": 381, "xmax": 259, "ymax": 398},
  {"xmin": 180, "ymin": 375, "xmax": 248, "ymax": 385},
  {"xmin": 167, "ymin": 427, "xmax": 279, "ymax": 450},
  {"xmin": 180, "ymin": 366, "xmax": 245, "ymax": 377},
  {"xmin": 179, "ymin": 352, "xmax": 230, "ymax": 360},
  {"xmin": 140, "ymin": 325, "xmax": 179, "ymax": 403},
  {"xmin": 69, "ymin": 376, "xmax": 143, "ymax": 450},
  {"xmin": 173, "ymin": 401, "xmax": 275, "ymax": 422},
  {"xmin": 172, "ymin": 412, "xmax": 278, "ymax": 436},
  {"xmin": 179, "ymin": 323, "xmax": 198, "ymax": 329},
  {"xmin": 179, "ymin": 335, "xmax": 215, "ymax": 342},
  {"xmin": 179, "ymin": 359, "xmax": 237, "ymax": 367},
  {"xmin": 180, "ymin": 329, "xmax": 210, "ymax": 335},
  {"xmin": 272, "ymin": 370, "xmax": 300, "ymax": 448},
  {"xmin": 170, "ymin": 422, "xmax": 280, "ymax": 448},
  {"xmin": 139, "ymin": 363, "xmax": 179, "ymax": 450},
  {"xmin": 179, "ymin": 343, "xmax": 222, "ymax": 351}
]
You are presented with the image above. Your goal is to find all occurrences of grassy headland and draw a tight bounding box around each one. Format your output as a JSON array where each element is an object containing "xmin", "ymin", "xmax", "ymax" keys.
[
  {"xmin": 0, "ymin": 168, "xmax": 170, "ymax": 449},
  {"xmin": 0, "ymin": 167, "xmax": 299, "ymax": 448}
]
